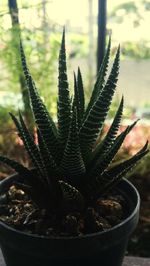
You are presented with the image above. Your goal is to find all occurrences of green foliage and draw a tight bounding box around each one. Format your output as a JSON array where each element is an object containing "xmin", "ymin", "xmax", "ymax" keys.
[
  {"xmin": 0, "ymin": 27, "xmax": 59, "ymax": 117},
  {"xmin": 109, "ymin": 0, "xmax": 150, "ymax": 60},
  {"xmin": 0, "ymin": 105, "xmax": 17, "ymax": 127},
  {"xmin": 121, "ymin": 41, "xmax": 150, "ymax": 60},
  {"xmin": 69, "ymin": 33, "xmax": 88, "ymax": 59},
  {"xmin": 109, "ymin": 0, "xmax": 150, "ymax": 18},
  {"xmin": 0, "ymin": 30, "xmax": 148, "ymax": 213},
  {"xmin": 110, "ymin": 1, "xmax": 138, "ymax": 17}
]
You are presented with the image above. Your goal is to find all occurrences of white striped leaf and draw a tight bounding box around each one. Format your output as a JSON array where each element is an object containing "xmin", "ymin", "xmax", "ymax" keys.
[
  {"xmin": 73, "ymin": 72, "xmax": 83, "ymax": 128},
  {"xmin": 79, "ymin": 45, "xmax": 120, "ymax": 158},
  {"xmin": 77, "ymin": 67, "xmax": 85, "ymax": 120},
  {"xmin": 57, "ymin": 28, "xmax": 71, "ymax": 146},
  {"xmin": 84, "ymin": 36, "xmax": 111, "ymax": 118},
  {"xmin": 96, "ymin": 142, "xmax": 149, "ymax": 197},
  {"xmin": 20, "ymin": 42, "xmax": 60, "ymax": 164},
  {"xmin": 89, "ymin": 96, "xmax": 124, "ymax": 169},
  {"xmin": 10, "ymin": 112, "xmax": 47, "ymax": 181},
  {"xmin": 89, "ymin": 120, "xmax": 139, "ymax": 179},
  {"xmin": 60, "ymin": 108, "xmax": 86, "ymax": 181}
]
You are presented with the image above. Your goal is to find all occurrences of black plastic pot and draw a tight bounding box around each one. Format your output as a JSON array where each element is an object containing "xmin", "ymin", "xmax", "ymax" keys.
[{"xmin": 0, "ymin": 174, "xmax": 140, "ymax": 266}]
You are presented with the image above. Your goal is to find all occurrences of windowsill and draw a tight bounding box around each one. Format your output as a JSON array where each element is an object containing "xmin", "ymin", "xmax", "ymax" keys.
[{"xmin": 123, "ymin": 256, "xmax": 150, "ymax": 266}]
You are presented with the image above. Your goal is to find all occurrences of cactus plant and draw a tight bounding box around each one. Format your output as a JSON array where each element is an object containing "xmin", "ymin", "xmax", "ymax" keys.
[{"xmin": 0, "ymin": 30, "xmax": 148, "ymax": 228}]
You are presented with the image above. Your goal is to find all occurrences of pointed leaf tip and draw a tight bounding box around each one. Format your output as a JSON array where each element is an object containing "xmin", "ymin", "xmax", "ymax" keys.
[
  {"xmin": 73, "ymin": 71, "xmax": 77, "ymax": 84},
  {"xmin": 61, "ymin": 27, "xmax": 65, "ymax": 49},
  {"xmin": 140, "ymin": 141, "xmax": 149, "ymax": 153},
  {"xmin": 63, "ymin": 26, "xmax": 65, "ymax": 35},
  {"xmin": 107, "ymin": 35, "xmax": 111, "ymax": 47}
]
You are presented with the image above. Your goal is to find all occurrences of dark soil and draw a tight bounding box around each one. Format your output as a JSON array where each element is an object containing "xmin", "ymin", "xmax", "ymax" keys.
[{"xmin": 0, "ymin": 185, "xmax": 126, "ymax": 237}]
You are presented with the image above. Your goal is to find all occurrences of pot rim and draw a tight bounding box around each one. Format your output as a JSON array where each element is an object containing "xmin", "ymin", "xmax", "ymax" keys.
[{"xmin": 0, "ymin": 176, "xmax": 140, "ymax": 241}]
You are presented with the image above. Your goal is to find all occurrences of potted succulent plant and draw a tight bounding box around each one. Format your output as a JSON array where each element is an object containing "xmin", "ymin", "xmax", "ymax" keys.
[{"xmin": 0, "ymin": 30, "xmax": 148, "ymax": 266}]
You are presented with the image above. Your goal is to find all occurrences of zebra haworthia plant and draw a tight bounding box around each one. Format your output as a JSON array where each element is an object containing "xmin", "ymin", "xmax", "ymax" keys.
[{"xmin": 0, "ymin": 30, "xmax": 148, "ymax": 212}]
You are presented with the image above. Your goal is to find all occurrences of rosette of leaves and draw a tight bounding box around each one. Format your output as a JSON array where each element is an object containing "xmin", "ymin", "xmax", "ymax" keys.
[{"xmin": 0, "ymin": 30, "xmax": 148, "ymax": 213}]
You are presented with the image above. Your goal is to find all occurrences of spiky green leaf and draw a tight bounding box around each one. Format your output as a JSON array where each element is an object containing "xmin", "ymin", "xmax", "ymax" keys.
[
  {"xmin": 105, "ymin": 141, "xmax": 148, "ymax": 178},
  {"xmin": 36, "ymin": 128, "xmax": 60, "ymax": 178},
  {"xmin": 57, "ymin": 28, "xmax": 71, "ymax": 145},
  {"xmin": 89, "ymin": 120, "xmax": 139, "ymax": 178},
  {"xmin": 10, "ymin": 112, "xmax": 47, "ymax": 181},
  {"xmin": 89, "ymin": 96, "xmax": 124, "ymax": 168},
  {"xmin": 85, "ymin": 142, "xmax": 148, "ymax": 200},
  {"xmin": 77, "ymin": 67, "xmax": 85, "ymax": 119},
  {"xmin": 73, "ymin": 72, "xmax": 83, "ymax": 128},
  {"xmin": 97, "ymin": 141, "xmax": 149, "ymax": 196},
  {"xmin": 0, "ymin": 155, "xmax": 32, "ymax": 180},
  {"xmin": 85, "ymin": 36, "xmax": 111, "ymax": 117},
  {"xmin": 20, "ymin": 42, "xmax": 60, "ymax": 164},
  {"xmin": 79, "ymin": 45, "xmax": 120, "ymax": 157},
  {"xmin": 34, "ymin": 129, "xmax": 63, "ymax": 204},
  {"xmin": 59, "ymin": 180, "xmax": 85, "ymax": 211},
  {"xmin": 60, "ymin": 108, "xmax": 86, "ymax": 182}
]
